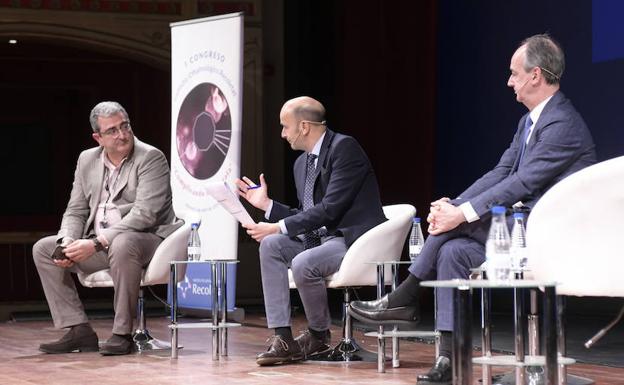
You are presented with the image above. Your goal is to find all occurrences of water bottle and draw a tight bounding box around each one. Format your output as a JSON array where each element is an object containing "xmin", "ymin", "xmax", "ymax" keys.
[
  {"xmin": 187, "ymin": 222, "xmax": 201, "ymax": 261},
  {"xmin": 409, "ymin": 217, "xmax": 424, "ymax": 262},
  {"xmin": 510, "ymin": 212, "xmax": 528, "ymax": 270},
  {"xmin": 485, "ymin": 206, "xmax": 512, "ymax": 281}
]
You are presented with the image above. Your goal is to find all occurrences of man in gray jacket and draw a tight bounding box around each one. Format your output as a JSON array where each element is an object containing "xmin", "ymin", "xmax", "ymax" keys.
[{"xmin": 34, "ymin": 101, "xmax": 182, "ymax": 356}]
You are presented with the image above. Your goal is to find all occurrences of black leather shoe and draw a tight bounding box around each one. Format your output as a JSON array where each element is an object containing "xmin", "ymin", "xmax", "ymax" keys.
[
  {"xmin": 39, "ymin": 323, "xmax": 99, "ymax": 354},
  {"xmin": 295, "ymin": 329, "xmax": 331, "ymax": 359},
  {"xmin": 100, "ymin": 334, "xmax": 134, "ymax": 356},
  {"xmin": 417, "ymin": 356, "xmax": 452, "ymax": 384},
  {"xmin": 349, "ymin": 295, "xmax": 420, "ymax": 326},
  {"xmin": 256, "ymin": 335, "xmax": 304, "ymax": 366}
]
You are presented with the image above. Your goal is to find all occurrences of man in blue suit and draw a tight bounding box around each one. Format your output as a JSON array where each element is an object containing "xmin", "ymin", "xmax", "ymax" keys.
[
  {"xmin": 350, "ymin": 34, "xmax": 597, "ymax": 384},
  {"xmin": 236, "ymin": 96, "xmax": 386, "ymax": 366}
]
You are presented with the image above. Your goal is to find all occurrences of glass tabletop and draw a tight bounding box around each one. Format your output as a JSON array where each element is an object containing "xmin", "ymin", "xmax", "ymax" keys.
[
  {"xmin": 469, "ymin": 266, "xmax": 531, "ymax": 273},
  {"xmin": 365, "ymin": 260, "xmax": 413, "ymax": 265},
  {"xmin": 171, "ymin": 259, "xmax": 240, "ymax": 265},
  {"xmin": 420, "ymin": 279, "xmax": 557, "ymax": 289}
]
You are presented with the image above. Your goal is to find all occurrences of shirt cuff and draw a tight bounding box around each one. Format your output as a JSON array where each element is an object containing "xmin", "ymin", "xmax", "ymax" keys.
[
  {"xmin": 278, "ymin": 220, "xmax": 288, "ymax": 235},
  {"xmin": 459, "ymin": 202, "xmax": 480, "ymax": 223},
  {"xmin": 264, "ymin": 200, "xmax": 274, "ymax": 220},
  {"xmin": 97, "ymin": 234, "xmax": 109, "ymax": 248},
  {"xmin": 60, "ymin": 237, "xmax": 74, "ymax": 247}
]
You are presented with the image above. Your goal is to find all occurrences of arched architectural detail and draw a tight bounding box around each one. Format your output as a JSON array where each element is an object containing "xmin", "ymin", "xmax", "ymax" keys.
[{"xmin": 0, "ymin": 21, "xmax": 170, "ymax": 70}]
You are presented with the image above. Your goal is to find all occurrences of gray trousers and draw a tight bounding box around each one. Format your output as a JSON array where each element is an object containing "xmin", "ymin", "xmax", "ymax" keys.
[
  {"xmin": 408, "ymin": 215, "xmax": 515, "ymax": 331},
  {"xmin": 33, "ymin": 232, "xmax": 162, "ymax": 335},
  {"xmin": 259, "ymin": 234, "xmax": 347, "ymax": 331}
]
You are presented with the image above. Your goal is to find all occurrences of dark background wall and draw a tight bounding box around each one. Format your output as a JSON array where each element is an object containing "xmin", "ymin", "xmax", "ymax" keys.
[
  {"xmin": 0, "ymin": 42, "xmax": 170, "ymax": 232},
  {"xmin": 1, "ymin": 0, "xmax": 623, "ymax": 313},
  {"xmin": 434, "ymin": 0, "xmax": 624, "ymax": 198},
  {"xmin": 283, "ymin": 0, "xmax": 437, "ymax": 220},
  {"xmin": 281, "ymin": 0, "xmax": 624, "ymax": 217}
]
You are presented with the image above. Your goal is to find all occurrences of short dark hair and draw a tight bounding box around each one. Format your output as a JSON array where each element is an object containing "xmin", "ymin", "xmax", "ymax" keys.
[{"xmin": 521, "ymin": 34, "xmax": 565, "ymax": 85}]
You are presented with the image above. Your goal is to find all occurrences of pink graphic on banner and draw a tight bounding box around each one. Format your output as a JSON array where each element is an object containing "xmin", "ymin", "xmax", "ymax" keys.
[{"xmin": 176, "ymin": 83, "xmax": 231, "ymax": 179}]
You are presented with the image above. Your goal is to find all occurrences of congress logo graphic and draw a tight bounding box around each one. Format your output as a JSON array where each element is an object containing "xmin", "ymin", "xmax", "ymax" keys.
[{"xmin": 176, "ymin": 83, "xmax": 231, "ymax": 179}]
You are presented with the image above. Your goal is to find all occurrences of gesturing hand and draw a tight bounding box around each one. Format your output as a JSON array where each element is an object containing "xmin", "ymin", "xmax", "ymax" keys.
[{"xmin": 235, "ymin": 173, "xmax": 271, "ymax": 211}]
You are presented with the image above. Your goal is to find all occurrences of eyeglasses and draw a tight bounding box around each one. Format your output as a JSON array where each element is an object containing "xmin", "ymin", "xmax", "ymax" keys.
[{"xmin": 100, "ymin": 121, "xmax": 132, "ymax": 137}]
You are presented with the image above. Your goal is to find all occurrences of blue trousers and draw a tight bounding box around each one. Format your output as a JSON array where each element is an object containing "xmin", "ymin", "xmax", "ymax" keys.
[
  {"xmin": 408, "ymin": 215, "xmax": 514, "ymax": 331},
  {"xmin": 258, "ymin": 234, "xmax": 347, "ymax": 331}
]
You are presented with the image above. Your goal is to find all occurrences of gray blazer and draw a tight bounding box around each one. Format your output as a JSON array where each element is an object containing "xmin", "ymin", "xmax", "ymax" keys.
[
  {"xmin": 57, "ymin": 137, "xmax": 182, "ymax": 243},
  {"xmin": 454, "ymin": 91, "xmax": 597, "ymax": 216}
]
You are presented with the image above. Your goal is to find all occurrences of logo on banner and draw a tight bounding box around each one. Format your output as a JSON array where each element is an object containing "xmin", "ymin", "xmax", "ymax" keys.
[
  {"xmin": 177, "ymin": 274, "xmax": 213, "ymax": 299},
  {"xmin": 176, "ymin": 83, "xmax": 231, "ymax": 179},
  {"xmin": 177, "ymin": 276, "xmax": 192, "ymax": 299}
]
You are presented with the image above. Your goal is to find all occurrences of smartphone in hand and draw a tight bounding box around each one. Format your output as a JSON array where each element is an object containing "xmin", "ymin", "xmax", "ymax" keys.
[{"xmin": 52, "ymin": 245, "xmax": 68, "ymax": 260}]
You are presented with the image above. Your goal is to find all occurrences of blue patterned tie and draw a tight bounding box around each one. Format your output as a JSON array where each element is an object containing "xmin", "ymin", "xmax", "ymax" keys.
[
  {"xmin": 519, "ymin": 116, "xmax": 533, "ymax": 162},
  {"xmin": 302, "ymin": 153, "xmax": 321, "ymax": 249}
]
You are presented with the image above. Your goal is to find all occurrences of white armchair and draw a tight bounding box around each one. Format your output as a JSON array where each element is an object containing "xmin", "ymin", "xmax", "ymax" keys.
[
  {"xmin": 289, "ymin": 204, "xmax": 416, "ymax": 361},
  {"xmin": 528, "ymin": 156, "xmax": 624, "ymax": 384},
  {"xmin": 78, "ymin": 222, "xmax": 191, "ymax": 351}
]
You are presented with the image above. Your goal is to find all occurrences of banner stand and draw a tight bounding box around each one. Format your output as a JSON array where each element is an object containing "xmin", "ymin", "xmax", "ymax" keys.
[{"xmin": 169, "ymin": 13, "xmax": 244, "ymax": 319}]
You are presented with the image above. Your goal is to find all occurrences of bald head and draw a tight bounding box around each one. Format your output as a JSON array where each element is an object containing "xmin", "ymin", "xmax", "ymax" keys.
[
  {"xmin": 282, "ymin": 96, "xmax": 326, "ymax": 124},
  {"xmin": 279, "ymin": 96, "xmax": 327, "ymax": 152}
]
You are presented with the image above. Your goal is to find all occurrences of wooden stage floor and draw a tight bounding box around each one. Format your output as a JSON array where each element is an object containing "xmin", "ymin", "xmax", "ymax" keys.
[{"xmin": 0, "ymin": 313, "xmax": 621, "ymax": 385}]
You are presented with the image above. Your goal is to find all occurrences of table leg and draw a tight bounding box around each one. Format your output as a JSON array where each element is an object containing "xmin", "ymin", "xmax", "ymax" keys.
[
  {"xmin": 514, "ymin": 287, "xmax": 526, "ymax": 385},
  {"xmin": 481, "ymin": 286, "xmax": 492, "ymax": 385},
  {"xmin": 211, "ymin": 262, "xmax": 220, "ymax": 360},
  {"xmin": 453, "ymin": 286, "xmax": 473, "ymax": 385},
  {"xmin": 556, "ymin": 296, "xmax": 566, "ymax": 385},
  {"xmin": 543, "ymin": 286, "xmax": 558, "ymax": 385},
  {"xmin": 528, "ymin": 289, "xmax": 540, "ymax": 355},
  {"xmin": 170, "ymin": 263, "xmax": 178, "ymax": 359},
  {"xmin": 220, "ymin": 262, "xmax": 228, "ymax": 356},
  {"xmin": 391, "ymin": 263, "xmax": 400, "ymax": 368},
  {"xmin": 376, "ymin": 264, "xmax": 386, "ymax": 373}
]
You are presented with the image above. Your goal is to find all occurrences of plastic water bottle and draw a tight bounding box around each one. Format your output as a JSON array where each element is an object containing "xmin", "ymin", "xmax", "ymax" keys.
[
  {"xmin": 510, "ymin": 212, "xmax": 528, "ymax": 270},
  {"xmin": 485, "ymin": 206, "xmax": 512, "ymax": 281},
  {"xmin": 409, "ymin": 217, "xmax": 424, "ymax": 262},
  {"xmin": 187, "ymin": 222, "xmax": 201, "ymax": 261}
]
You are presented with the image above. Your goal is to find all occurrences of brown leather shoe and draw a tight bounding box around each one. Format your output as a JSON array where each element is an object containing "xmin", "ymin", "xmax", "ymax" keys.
[
  {"xmin": 295, "ymin": 329, "xmax": 331, "ymax": 359},
  {"xmin": 256, "ymin": 335, "xmax": 304, "ymax": 366},
  {"xmin": 39, "ymin": 323, "xmax": 99, "ymax": 354},
  {"xmin": 100, "ymin": 334, "xmax": 134, "ymax": 356}
]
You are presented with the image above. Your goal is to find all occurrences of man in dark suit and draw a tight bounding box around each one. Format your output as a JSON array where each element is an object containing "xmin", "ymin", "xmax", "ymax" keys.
[
  {"xmin": 350, "ymin": 34, "xmax": 597, "ymax": 384},
  {"xmin": 236, "ymin": 96, "xmax": 386, "ymax": 366}
]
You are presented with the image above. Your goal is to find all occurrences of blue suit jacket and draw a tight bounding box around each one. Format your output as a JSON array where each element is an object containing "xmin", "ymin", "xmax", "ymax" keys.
[
  {"xmin": 409, "ymin": 91, "xmax": 597, "ymax": 331},
  {"xmin": 269, "ymin": 129, "xmax": 386, "ymax": 247},
  {"xmin": 454, "ymin": 91, "xmax": 597, "ymax": 217}
]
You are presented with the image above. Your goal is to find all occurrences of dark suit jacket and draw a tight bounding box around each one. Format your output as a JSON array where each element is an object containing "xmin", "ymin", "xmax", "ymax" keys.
[
  {"xmin": 454, "ymin": 91, "xmax": 597, "ymax": 217},
  {"xmin": 269, "ymin": 129, "xmax": 386, "ymax": 247}
]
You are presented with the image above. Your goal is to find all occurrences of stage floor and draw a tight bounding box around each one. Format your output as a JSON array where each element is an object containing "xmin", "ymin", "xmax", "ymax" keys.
[{"xmin": 0, "ymin": 313, "xmax": 621, "ymax": 385}]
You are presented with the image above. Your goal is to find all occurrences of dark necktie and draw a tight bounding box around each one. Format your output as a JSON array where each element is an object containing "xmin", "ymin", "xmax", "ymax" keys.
[
  {"xmin": 519, "ymin": 116, "xmax": 533, "ymax": 162},
  {"xmin": 302, "ymin": 153, "xmax": 321, "ymax": 249}
]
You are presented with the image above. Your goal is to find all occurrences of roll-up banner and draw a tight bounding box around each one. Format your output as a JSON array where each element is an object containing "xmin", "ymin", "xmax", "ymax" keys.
[{"xmin": 169, "ymin": 12, "xmax": 243, "ymax": 311}]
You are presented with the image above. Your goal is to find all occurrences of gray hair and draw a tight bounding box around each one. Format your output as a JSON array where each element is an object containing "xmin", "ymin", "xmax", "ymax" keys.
[
  {"xmin": 521, "ymin": 34, "xmax": 565, "ymax": 85},
  {"xmin": 89, "ymin": 101, "xmax": 130, "ymax": 132}
]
